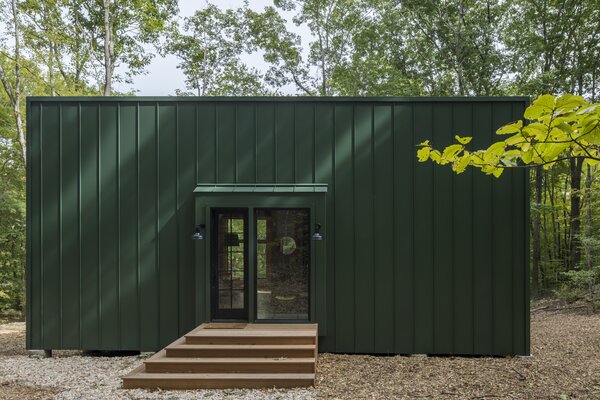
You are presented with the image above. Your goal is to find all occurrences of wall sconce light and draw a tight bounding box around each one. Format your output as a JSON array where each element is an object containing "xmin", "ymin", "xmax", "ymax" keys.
[
  {"xmin": 191, "ymin": 224, "xmax": 205, "ymax": 240},
  {"xmin": 312, "ymin": 223, "xmax": 323, "ymax": 241}
]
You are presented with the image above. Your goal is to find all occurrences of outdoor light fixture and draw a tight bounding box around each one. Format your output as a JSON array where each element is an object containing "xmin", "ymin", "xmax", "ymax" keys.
[
  {"xmin": 191, "ymin": 224, "xmax": 205, "ymax": 240},
  {"xmin": 312, "ymin": 223, "xmax": 323, "ymax": 241}
]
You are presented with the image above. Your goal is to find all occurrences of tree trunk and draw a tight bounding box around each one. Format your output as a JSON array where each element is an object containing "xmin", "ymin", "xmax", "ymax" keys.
[
  {"xmin": 103, "ymin": 0, "xmax": 114, "ymax": 96},
  {"xmin": 543, "ymin": 173, "xmax": 552, "ymax": 290},
  {"xmin": 569, "ymin": 157, "xmax": 584, "ymax": 269},
  {"xmin": 532, "ymin": 166, "xmax": 542, "ymax": 297},
  {"xmin": 455, "ymin": 0, "xmax": 465, "ymax": 95},
  {"xmin": 562, "ymin": 174, "xmax": 569, "ymax": 270},
  {"xmin": 584, "ymin": 164, "xmax": 593, "ymax": 269},
  {"xmin": 48, "ymin": 43, "xmax": 56, "ymax": 96},
  {"xmin": 548, "ymin": 175, "xmax": 558, "ymax": 261},
  {"xmin": 11, "ymin": 0, "xmax": 26, "ymax": 165}
]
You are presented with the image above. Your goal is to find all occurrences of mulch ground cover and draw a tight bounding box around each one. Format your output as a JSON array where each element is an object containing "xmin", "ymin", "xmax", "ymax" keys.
[{"xmin": 1, "ymin": 304, "xmax": 599, "ymax": 399}]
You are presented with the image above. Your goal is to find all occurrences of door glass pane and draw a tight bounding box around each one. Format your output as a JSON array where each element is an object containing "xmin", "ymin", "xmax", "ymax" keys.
[
  {"xmin": 214, "ymin": 210, "xmax": 246, "ymax": 315},
  {"xmin": 256, "ymin": 208, "xmax": 309, "ymax": 320}
]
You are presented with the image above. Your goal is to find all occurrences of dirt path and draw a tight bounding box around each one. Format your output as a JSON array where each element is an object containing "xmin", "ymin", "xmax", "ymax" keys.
[{"xmin": 1, "ymin": 310, "xmax": 599, "ymax": 399}]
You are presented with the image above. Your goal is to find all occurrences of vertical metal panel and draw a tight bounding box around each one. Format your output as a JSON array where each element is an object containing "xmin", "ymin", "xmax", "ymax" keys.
[
  {"xmin": 99, "ymin": 103, "xmax": 119, "ymax": 349},
  {"xmin": 28, "ymin": 97, "xmax": 529, "ymax": 355},
  {"xmin": 394, "ymin": 103, "xmax": 414, "ymax": 354},
  {"xmin": 491, "ymin": 103, "xmax": 514, "ymax": 355},
  {"xmin": 294, "ymin": 103, "xmax": 314, "ymax": 183},
  {"xmin": 413, "ymin": 103, "xmax": 434, "ymax": 353},
  {"xmin": 452, "ymin": 103, "xmax": 474, "ymax": 354},
  {"xmin": 197, "ymin": 103, "xmax": 215, "ymax": 183},
  {"xmin": 118, "ymin": 103, "xmax": 138, "ymax": 349},
  {"xmin": 432, "ymin": 103, "xmax": 453, "ymax": 354},
  {"xmin": 216, "ymin": 104, "xmax": 235, "ymax": 183},
  {"xmin": 60, "ymin": 103, "xmax": 80, "ymax": 348},
  {"xmin": 158, "ymin": 104, "xmax": 179, "ymax": 345},
  {"xmin": 373, "ymin": 105, "xmax": 394, "ymax": 353},
  {"xmin": 41, "ymin": 103, "xmax": 60, "ymax": 349},
  {"xmin": 79, "ymin": 103, "xmax": 100, "ymax": 349},
  {"xmin": 256, "ymin": 103, "xmax": 275, "ymax": 183},
  {"xmin": 472, "ymin": 102, "xmax": 494, "ymax": 354},
  {"xmin": 353, "ymin": 104, "xmax": 374, "ymax": 352},
  {"xmin": 138, "ymin": 103, "xmax": 159, "ymax": 350},
  {"xmin": 314, "ymin": 103, "xmax": 335, "ymax": 350},
  {"xmin": 333, "ymin": 104, "xmax": 354, "ymax": 352},
  {"xmin": 28, "ymin": 102, "xmax": 42, "ymax": 348},
  {"xmin": 236, "ymin": 104, "xmax": 256, "ymax": 183},
  {"xmin": 275, "ymin": 103, "xmax": 294, "ymax": 183},
  {"xmin": 177, "ymin": 103, "xmax": 197, "ymax": 334}
]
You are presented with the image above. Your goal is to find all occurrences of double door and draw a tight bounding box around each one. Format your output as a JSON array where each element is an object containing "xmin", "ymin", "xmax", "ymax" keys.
[{"xmin": 211, "ymin": 207, "xmax": 310, "ymax": 321}]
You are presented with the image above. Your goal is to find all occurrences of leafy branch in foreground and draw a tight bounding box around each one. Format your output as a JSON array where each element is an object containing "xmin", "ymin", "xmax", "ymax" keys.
[{"xmin": 416, "ymin": 94, "xmax": 600, "ymax": 177}]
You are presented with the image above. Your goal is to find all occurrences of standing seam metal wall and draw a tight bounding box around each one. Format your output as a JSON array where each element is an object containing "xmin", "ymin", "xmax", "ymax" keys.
[{"xmin": 27, "ymin": 97, "xmax": 529, "ymax": 355}]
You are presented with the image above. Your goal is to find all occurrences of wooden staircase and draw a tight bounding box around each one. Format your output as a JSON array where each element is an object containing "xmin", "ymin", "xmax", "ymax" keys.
[{"xmin": 122, "ymin": 323, "xmax": 317, "ymax": 389}]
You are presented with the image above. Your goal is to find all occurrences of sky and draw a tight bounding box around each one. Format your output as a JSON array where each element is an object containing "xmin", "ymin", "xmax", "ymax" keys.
[{"xmin": 119, "ymin": 0, "xmax": 311, "ymax": 96}]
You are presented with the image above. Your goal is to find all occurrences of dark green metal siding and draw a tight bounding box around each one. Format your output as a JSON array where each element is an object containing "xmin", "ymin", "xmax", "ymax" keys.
[{"xmin": 27, "ymin": 97, "xmax": 529, "ymax": 355}]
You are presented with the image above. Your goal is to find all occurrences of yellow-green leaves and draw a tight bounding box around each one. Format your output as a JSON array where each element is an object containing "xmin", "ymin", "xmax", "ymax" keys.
[
  {"xmin": 524, "ymin": 94, "xmax": 555, "ymax": 119},
  {"xmin": 417, "ymin": 137, "xmax": 468, "ymax": 168},
  {"xmin": 556, "ymin": 94, "xmax": 585, "ymax": 112},
  {"xmin": 442, "ymin": 144, "xmax": 464, "ymax": 160},
  {"xmin": 452, "ymin": 153, "xmax": 471, "ymax": 174},
  {"xmin": 455, "ymin": 135, "xmax": 472, "ymax": 144},
  {"xmin": 417, "ymin": 146, "xmax": 431, "ymax": 162},
  {"xmin": 496, "ymin": 120, "xmax": 523, "ymax": 135},
  {"xmin": 522, "ymin": 122, "xmax": 547, "ymax": 138},
  {"xmin": 416, "ymin": 94, "xmax": 600, "ymax": 178},
  {"xmin": 483, "ymin": 141, "xmax": 506, "ymax": 165}
]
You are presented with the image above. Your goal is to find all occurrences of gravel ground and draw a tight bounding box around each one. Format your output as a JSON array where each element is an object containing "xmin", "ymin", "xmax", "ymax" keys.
[{"xmin": 1, "ymin": 308, "xmax": 599, "ymax": 399}]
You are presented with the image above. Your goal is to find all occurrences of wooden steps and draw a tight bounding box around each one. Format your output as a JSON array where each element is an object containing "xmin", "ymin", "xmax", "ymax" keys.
[
  {"xmin": 165, "ymin": 343, "xmax": 316, "ymax": 358},
  {"xmin": 123, "ymin": 323, "xmax": 317, "ymax": 389}
]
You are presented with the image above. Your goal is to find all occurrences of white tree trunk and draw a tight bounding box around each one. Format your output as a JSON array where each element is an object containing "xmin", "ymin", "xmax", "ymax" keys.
[
  {"xmin": 103, "ymin": 0, "xmax": 113, "ymax": 96},
  {"xmin": 11, "ymin": 0, "xmax": 26, "ymax": 165}
]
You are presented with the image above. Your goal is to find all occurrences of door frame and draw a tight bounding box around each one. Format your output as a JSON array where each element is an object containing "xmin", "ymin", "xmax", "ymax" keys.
[
  {"xmin": 253, "ymin": 207, "xmax": 312, "ymax": 323},
  {"xmin": 194, "ymin": 192, "xmax": 326, "ymax": 327},
  {"xmin": 210, "ymin": 207, "xmax": 249, "ymax": 321}
]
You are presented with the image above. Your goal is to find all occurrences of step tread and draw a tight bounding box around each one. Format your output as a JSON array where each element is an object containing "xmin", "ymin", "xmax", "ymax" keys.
[
  {"xmin": 187, "ymin": 330, "xmax": 316, "ymax": 337},
  {"xmin": 146, "ymin": 357, "xmax": 315, "ymax": 364},
  {"xmin": 197, "ymin": 323, "xmax": 317, "ymax": 331},
  {"xmin": 167, "ymin": 344, "xmax": 316, "ymax": 350},
  {"xmin": 124, "ymin": 370, "xmax": 315, "ymax": 381}
]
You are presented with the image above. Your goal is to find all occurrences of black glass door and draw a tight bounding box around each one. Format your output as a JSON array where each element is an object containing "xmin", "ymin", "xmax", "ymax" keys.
[
  {"xmin": 255, "ymin": 208, "xmax": 310, "ymax": 320},
  {"xmin": 211, "ymin": 208, "xmax": 248, "ymax": 320}
]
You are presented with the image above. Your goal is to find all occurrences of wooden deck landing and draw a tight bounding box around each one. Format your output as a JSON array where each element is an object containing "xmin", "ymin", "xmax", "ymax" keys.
[{"xmin": 122, "ymin": 323, "xmax": 318, "ymax": 389}]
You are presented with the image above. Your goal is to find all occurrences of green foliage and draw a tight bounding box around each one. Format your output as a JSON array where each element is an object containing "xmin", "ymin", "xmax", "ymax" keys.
[
  {"xmin": 164, "ymin": 4, "xmax": 267, "ymax": 96},
  {"xmin": 364, "ymin": 0, "xmax": 508, "ymax": 96},
  {"xmin": 417, "ymin": 94, "xmax": 600, "ymax": 177},
  {"xmin": 0, "ymin": 93, "xmax": 25, "ymax": 312},
  {"xmin": 503, "ymin": 0, "xmax": 599, "ymax": 97},
  {"xmin": 556, "ymin": 266, "xmax": 600, "ymax": 306},
  {"xmin": 245, "ymin": 0, "xmax": 362, "ymax": 95},
  {"xmin": 11, "ymin": 0, "xmax": 178, "ymax": 95},
  {"xmin": 90, "ymin": 0, "xmax": 179, "ymax": 90},
  {"xmin": 18, "ymin": 0, "xmax": 100, "ymax": 94}
]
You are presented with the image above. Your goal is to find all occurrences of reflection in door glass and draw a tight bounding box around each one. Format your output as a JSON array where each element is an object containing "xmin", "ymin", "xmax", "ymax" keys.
[
  {"xmin": 216, "ymin": 212, "xmax": 246, "ymax": 311},
  {"xmin": 256, "ymin": 208, "xmax": 309, "ymax": 320}
]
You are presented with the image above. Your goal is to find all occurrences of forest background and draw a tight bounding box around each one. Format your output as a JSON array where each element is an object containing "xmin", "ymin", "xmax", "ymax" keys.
[{"xmin": 1, "ymin": 0, "xmax": 599, "ymax": 316}]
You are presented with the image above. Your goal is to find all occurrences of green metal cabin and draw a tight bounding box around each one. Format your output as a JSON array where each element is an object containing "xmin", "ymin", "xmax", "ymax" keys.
[{"xmin": 26, "ymin": 97, "xmax": 530, "ymax": 356}]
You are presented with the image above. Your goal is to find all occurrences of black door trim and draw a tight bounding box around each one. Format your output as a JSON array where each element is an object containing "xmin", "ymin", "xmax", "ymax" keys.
[
  {"xmin": 253, "ymin": 207, "xmax": 312, "ymax": 322},
  {"xmin": 210, "ymin": 207, "xmax": 249, "ymax": 321}
]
